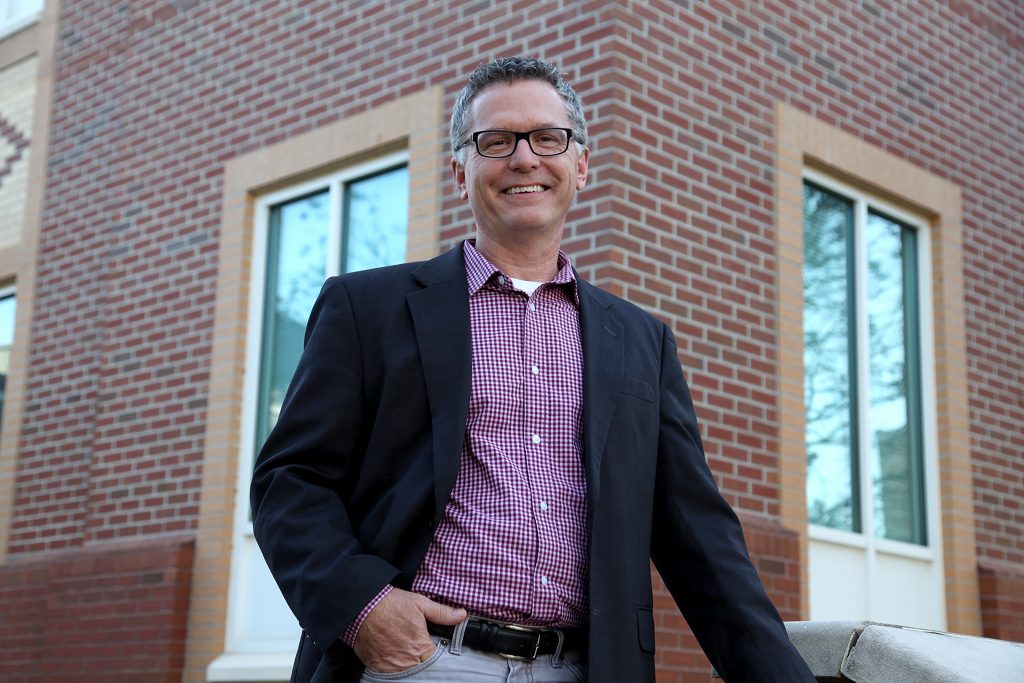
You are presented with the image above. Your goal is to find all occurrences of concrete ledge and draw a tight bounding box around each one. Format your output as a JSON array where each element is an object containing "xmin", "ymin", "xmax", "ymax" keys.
[{"xmin": 785, "ymin": 621, "xmax": 1024, "ymax": 682}]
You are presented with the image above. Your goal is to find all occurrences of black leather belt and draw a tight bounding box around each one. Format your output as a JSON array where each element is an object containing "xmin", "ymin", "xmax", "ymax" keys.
[{"xmin": 427, "ymin": 618, "xmax": 585, "ymax": 660}]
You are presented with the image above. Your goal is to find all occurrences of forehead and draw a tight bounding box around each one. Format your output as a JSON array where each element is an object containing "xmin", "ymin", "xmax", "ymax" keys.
[{"xmin": 468, "ymin": 79, "xmax": 572, "ymax": 130}]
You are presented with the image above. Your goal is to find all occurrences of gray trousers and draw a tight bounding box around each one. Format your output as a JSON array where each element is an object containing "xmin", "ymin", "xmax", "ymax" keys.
[{"xmin": 359, "ymin": 621, "xmax": 587, "ymax": 682}]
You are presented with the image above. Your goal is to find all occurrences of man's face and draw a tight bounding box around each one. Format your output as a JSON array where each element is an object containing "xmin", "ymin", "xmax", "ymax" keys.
[{"xmin": 452, "ymin": 79, "xmax": 589, "ymax": 246}]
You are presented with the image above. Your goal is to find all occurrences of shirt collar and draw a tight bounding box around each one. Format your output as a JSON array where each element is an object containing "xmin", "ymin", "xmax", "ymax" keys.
[{"xmin": 462, "ymin": 239, "xmax": 579, "ymax": 305}]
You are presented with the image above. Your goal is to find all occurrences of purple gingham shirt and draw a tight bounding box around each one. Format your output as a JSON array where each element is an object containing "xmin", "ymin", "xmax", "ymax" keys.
[{"xmin": 342, "ymin": 241, "xmax": 588, "ymax": 645}]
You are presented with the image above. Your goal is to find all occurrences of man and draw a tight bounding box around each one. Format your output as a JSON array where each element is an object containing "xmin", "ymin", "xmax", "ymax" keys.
[{"xmin": 251, "ymin": 56, "xmax": 815, "ymax": 683}]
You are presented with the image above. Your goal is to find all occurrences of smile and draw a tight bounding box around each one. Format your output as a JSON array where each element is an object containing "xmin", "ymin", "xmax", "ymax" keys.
[{"xmin": 504, "ymin": 185, "xmax": 545, "ymax": 195}]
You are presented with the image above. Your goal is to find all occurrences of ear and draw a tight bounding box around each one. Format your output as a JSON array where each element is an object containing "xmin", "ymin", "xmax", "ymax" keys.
[
  {"xmin": 575, "ymin": 147, "xmax": 590, "ymax": 191},
  {"xmin": 451, "ymin": 157, "xmax": 468, "ymax": 200}
]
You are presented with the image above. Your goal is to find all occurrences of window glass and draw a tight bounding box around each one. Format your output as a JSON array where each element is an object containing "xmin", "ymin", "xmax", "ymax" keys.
[
  {"xmin": 344, "ymin": 166, "xmax": 409, "ymax": 272},
  {"xmin": 12, "ymin": 0, "xmax": 42, "ymax": 14},
  {"xmin": 0, "ymin": 293, "xmax": 14, "ymax": 432},
  {"xmin": 866, "ymin": 211, "xmax": 924, "ymax": 544},
  {"xmin": 255, "ymin": 191, "xmax": 330, "ymax": 451},
  {"xmin": 2, "ymin": 0, "xmax": 42, "ymax": 32},
  {"xmin": 803, "ymin": 182, "xmax": 925, "ymax": 545},
  {"xmin": 254, "ymin": 164, "xmax": 409, "ymax": 453},
  {"xmin": 803, "ymin": 184, "xmax": 858, "ymax": 532}
]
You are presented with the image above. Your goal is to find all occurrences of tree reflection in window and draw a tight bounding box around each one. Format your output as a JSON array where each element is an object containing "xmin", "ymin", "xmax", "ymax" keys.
[
  {"xmin": 257, "ymin": 190, "xmax": 330, "ymax": 450},
  {"xmin": 803, "ymin": 184, "xmax": 858, "ymax": 532},
  {"xmin": 866, "ymin": 212, "xmax": 923, "ymax": 544},
  {"xmin": 255, "ymin": 165, "xmax": 409, "ymax": 456},
  {"xmin": 344, "ymin": 166, "xmax": 408, "ymax": 273},
  {"xmin": 803, "ymin": 182, "xmax": 925, "ymax": 544}
]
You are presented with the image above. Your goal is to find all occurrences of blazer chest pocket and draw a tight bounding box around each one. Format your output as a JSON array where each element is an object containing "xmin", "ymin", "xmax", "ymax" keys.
[{"xmin": 621, "ymin": 376, "xmax": 655, "ymax": 403}]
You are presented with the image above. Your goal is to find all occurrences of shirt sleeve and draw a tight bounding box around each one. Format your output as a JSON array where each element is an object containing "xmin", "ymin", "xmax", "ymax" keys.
[{"xmin": 340, "ymin": 584, "xmax": 394, "ymax": 647}]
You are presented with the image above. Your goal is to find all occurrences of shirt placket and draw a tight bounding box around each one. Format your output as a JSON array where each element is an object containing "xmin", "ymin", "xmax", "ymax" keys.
[{"xmin": 522, "ymin": 286, "xmax": 556, "ymax": 621}]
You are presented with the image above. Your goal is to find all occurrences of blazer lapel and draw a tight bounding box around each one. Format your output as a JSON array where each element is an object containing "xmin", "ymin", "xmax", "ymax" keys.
[
  {"xmin": 407, "ymin": 246, "xmax": 473, "ymax": 523},
  {"xmin": 578, "ymin": 280, "xmax": 623, "ymax": 508}
]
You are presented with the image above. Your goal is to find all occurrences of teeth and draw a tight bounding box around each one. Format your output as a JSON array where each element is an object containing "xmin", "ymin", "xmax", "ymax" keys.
[{"xmin": 506, "ymin": 185, "xmax": 544, "ymax": 195}]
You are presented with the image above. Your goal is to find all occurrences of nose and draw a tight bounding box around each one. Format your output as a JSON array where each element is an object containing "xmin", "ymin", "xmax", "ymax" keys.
[{"xmin": 507, "ymin": 137, "xmax": 539, "ymax": 170}]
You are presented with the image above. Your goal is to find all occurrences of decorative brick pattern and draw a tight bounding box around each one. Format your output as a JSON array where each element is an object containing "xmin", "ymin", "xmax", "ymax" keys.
[
  {"xmin": 0, "ymin": 537, "xmax": 193, "ymax": 682},
  {"xmin": 0, "ymin": 55, "xmax": 35, "ymax": 248},
  {"xmin": 0, "ymin": 2, "xmax": 1019, "ymax": 682}
]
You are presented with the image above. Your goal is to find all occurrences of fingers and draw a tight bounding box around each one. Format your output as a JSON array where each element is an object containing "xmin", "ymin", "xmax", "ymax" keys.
[
  {"xmin": 353, "ymin": 589, "xmax": 465, "ymax": 673},
  {"xmin": 415, "ymin": 593, "xmax": 468, "ymax": 626}
]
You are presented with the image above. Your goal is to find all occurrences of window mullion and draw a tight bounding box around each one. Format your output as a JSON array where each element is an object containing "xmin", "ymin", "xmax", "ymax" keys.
[
  {"xmin": 853, "ymin": 198, "xmax": 874, "ymax": 537},
  {"xmin": 853, "ymin": 197, "xmax": 876, "ymax": 617},
  {"xmin": 326, "ymin": 180, "xmax": 343, "ymax": 277}
]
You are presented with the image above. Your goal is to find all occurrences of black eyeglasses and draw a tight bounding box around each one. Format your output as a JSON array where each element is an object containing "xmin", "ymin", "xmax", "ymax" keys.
[{"xmin": 460, "ymin": 128, "xmax": 574, "ymax": 158}]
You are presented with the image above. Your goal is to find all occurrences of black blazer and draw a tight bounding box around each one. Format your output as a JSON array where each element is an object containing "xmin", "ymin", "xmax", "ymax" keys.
[{"xmin": 251, "ymin": 244, "xmax": 814, "ymax": 683}]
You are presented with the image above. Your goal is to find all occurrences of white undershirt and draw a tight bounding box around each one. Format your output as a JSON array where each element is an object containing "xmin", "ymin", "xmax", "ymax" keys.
[{"xmin": 511, "ymin": 278, "xmax": 544, "ymax": 295}]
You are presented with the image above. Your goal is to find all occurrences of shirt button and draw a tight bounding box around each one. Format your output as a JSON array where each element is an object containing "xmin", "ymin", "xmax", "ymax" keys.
[
  {"xmin": 541, "ymin": 576, "xmax": 549, "ymax": 586},
  {"xmin": 528, "ymin": 302, "xmax": 536, "ymax": 311},
  {"xmin": 531, "ymin": 365, "xmax": 540, "ymax": 375},
  {"xmin": 497, "ymin": 275, "xmax": 506, "ymax": 285},
  {"xmin": 540, "ymin": 501, "xmax": 548, "ymax": 511},
  {"xmin": 531, "ymin": 434, "xmax": 541, "ymax": 444}
]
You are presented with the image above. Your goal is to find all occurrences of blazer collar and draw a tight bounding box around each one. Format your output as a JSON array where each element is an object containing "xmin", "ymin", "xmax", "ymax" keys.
[
  {"xmin": 406, "ymin": 246, "xmax": 626, "ymax": 520},
  {"xmin": 577, "ymin": 278, "xmax": 624, "ymax": 508}
]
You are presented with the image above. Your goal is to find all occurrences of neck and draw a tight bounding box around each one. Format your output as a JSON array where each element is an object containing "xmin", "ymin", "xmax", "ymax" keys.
[{"xmin": 473, "ymin": 231, "xmax": 562, "ymax": 281}]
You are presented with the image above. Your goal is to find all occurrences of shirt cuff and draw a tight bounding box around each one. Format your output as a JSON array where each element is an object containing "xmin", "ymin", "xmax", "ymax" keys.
[{"xmin": 341, "ymin": 584, "xmax": 394, "ymax": 647}]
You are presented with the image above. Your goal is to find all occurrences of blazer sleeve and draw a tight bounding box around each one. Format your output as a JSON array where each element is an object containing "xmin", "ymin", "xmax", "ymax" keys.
[
  {"xmin": 650, "ymin": 323, "xmax": 814, "ymax": 681},
  {"xmin": 250, "ymin": 277, "xmax": 402, "ymax": 653}
]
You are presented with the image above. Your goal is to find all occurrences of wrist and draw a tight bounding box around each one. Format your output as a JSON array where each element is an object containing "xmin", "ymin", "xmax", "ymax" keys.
[{"xmin": 341, "ymin": 584, "xmax": 394, "ymax": 647}]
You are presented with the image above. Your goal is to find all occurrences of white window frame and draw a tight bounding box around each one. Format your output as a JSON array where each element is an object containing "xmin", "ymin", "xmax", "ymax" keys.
[
  {"xmin": 210, "ymin": 150, "xmax": 408, "ymax": 682},
  {"xmin": 0, "ymin": 0, "xmax": 43, "ymax": 39},
  {"xmin": 803, "ymin": 168, "xmax": 945, "ymax": 629}
]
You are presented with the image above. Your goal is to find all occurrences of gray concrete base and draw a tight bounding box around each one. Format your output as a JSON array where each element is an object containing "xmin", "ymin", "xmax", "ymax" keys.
[{"xmin": 783, "ymin": 621, "xmax": 1024, "ymax": 682}]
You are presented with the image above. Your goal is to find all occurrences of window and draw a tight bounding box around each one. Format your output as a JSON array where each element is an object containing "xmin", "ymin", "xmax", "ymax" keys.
[
  {"xmin": 253, "ymin": 161, "xmax": 409, "ymax": 455},
  {"xmin": 212, "ymin": 153, "xmax": 409, "ymax": 680},
  {"xmin": 803, "ymin": 180, "xmax": 925, "ymax": 544},
  {"xmin": 199, "ymin": 86, "xmax": 442, "ymax": 682},
  {"xmin": 801, "ymin": 169, "xmax": 944, "ymax": 629},
  {"xmin": 0, "ymin": 289, "xmax": 14, "ymax": 431},
  {"xmin": 775, "ymin": 102, "xmax": 974, "ymax": 634},
  {"xmin": 0, "ymin": 0, "xmax": 42, "ymax": 38}
]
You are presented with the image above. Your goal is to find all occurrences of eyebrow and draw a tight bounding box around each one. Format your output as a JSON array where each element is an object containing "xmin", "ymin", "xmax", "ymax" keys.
[{"xmin": 477, "ymin": 123, "xmax": 565, "ymax": 132}]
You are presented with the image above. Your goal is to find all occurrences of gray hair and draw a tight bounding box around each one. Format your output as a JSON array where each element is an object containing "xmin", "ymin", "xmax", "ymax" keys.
[{"xmin": 450, "ymin": 56, "xmax": 589, "ymax": 162}]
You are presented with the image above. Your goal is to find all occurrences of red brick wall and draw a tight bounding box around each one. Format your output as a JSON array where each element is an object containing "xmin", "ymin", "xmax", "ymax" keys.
[
  {"xmin": 651, "ymin": 516, "xmax": 802, "ymax": 679},
  {"xmin": 979, "ymin": 561, "xmax": 1024, "ymax": 643},
  {"xmin": 0, "ymin": 537, "xmax": 193, "ymax": 682},
  {"xmin": 6, "ymin": 0, "xmax": 1022, "ymax": 681}
]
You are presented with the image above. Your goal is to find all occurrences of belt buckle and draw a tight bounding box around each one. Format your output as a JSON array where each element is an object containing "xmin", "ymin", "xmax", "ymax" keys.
[{"xmin": 499, "ymin": 622, "xmax": 542, "ymax": 661}]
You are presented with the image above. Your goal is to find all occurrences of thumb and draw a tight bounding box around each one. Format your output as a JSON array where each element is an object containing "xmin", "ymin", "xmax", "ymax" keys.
[{"xmin": 418, "ymin": 597, "xmax": 467, "ymax": 626}]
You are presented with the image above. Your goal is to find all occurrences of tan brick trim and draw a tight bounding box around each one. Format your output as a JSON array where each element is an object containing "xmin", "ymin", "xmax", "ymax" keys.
[
  {"xmin": 774, "ymin": 101, "xmax": 980, "ymax": 634},
  {"xmin": 184, "ymin": 87, "xmax": 445, "ymax": 682},
  {"xmin": 0, "ymin": 2, "xmax": 58, "ymax": 564}
]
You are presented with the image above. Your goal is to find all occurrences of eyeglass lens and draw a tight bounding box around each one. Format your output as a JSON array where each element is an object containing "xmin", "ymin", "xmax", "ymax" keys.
[{"xmin": 475, "ymin": 129, "xmax": 569, "ymax": 157}]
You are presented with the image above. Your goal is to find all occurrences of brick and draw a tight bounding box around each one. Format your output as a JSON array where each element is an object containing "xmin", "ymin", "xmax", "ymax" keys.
[
  {"xmin": 0, "ymin": 538, "xmax": 193, "ymax": 682},
  {"xmin": 5, "ymin": 1, "xmax": 1022, "ymax": 681}
]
